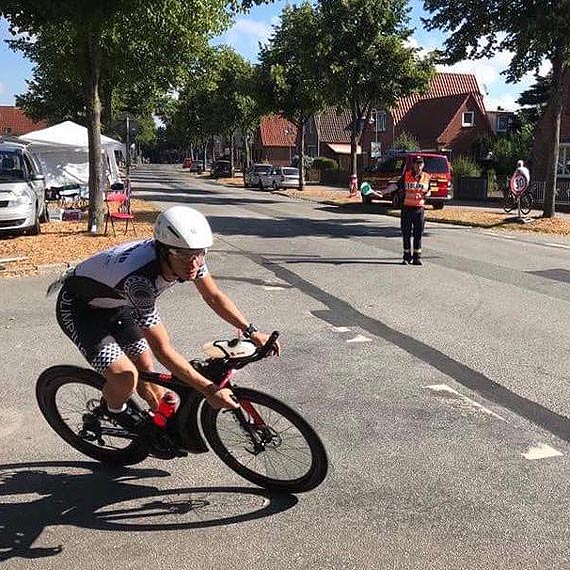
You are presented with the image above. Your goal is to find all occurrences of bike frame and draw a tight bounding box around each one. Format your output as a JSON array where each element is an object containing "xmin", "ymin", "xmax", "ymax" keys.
[{"xmin": 134, "ymin": 334, "xmax": 278, "ymax": 454}]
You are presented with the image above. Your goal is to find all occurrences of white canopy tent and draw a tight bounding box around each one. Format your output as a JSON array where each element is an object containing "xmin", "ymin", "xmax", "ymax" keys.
[{"xmin": 20, "ymin": 120, "xmax": 124, "ymax": 190}]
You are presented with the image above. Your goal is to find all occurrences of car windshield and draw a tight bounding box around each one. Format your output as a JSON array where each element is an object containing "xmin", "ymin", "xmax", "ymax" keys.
[
  {"xmin": 421, "ymin": 156, "xmax": 449, "ymax": 174},
  {"xmin": 283, "ymin": 168, "xmax": 299, "ymax": 175},
  {"xmin": 254, "ymin": 165, "xmax": 272, "ymax": 173},
  {"xmin": 0, "ymin": 150, "xmax": 24, "ymax": 181}
]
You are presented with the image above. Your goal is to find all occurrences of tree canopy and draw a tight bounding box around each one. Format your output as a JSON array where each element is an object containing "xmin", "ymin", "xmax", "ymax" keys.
[
  {"xmin": 320, "ymin": 0, "xmax": 434, "ymax": 177},
  {"xmin": 259, "ymin": 2, "xmax": 329, "ymax": 188}
]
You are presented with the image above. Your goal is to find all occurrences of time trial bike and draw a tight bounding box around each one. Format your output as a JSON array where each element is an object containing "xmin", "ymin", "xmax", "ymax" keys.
[{"xmin": 36, "ymin": 332, "xmax": 328, "ymax": 493}]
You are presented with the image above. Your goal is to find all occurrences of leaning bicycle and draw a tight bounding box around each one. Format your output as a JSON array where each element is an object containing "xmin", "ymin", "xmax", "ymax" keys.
[{"xmin": 36, "ymin": 332, "xmax": 328, "ymax": 493}]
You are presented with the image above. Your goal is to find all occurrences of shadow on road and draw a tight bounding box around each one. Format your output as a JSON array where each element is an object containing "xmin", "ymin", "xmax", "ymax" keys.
[{"xmin": 0, "ymin": 460, "xmax": 297, "ymax": 563}]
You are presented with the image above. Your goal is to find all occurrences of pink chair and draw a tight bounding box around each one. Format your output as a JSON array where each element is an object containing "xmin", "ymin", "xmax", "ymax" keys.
[{"xmin": 104, "ymin": 190, "xmax": 136, "ymax": 236}]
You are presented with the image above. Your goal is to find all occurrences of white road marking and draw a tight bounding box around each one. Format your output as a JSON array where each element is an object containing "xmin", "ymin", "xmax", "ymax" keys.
[
  {"xmin": 262, "ymin": 286, "xmax": 286, "ymax": 290},
  {"xmin": 545, "ymin": 243, "xmax": 570, "ymax": 250},
  {"xmin": 425, "ymin": 384, "xmax": 508, "ymax": 421},
  {"xmin": 347, "ymin": 335, "xmax": 372, "ymax": 343},
  {"xmin": 332, "ymin": 326, "xmax": 352, "ymax": 332},
  {"xmin": 522, "ymin": 443, "xmax": 563, "ymax": 460}
]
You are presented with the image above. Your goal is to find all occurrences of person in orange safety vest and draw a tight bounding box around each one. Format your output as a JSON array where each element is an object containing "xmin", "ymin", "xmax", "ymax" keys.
[{"xmin": 398, "ymin": 156, "xmax": 431, "ymax": 265}]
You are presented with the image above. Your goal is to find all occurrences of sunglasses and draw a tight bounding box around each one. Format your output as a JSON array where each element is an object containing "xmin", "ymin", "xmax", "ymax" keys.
[{"xmin": 168, "ymin": 247, "xmax": 207, "ymax": 261}]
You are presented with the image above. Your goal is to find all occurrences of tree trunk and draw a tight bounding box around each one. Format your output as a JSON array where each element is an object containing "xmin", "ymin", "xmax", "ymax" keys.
[
  {"xmin": 542, "ymin": 55, "xmax": 566, "ymax": 218},
  {"xmin": 85, "ymin": 27, "xmax": 105, "ymax": 233},
  {"xmin": 244, "ymin": 132, "xmax": 252, "ymax": 169},
  {"xmin": 230, "ymin": 132, "xmax": 235, "ymax": 177},
  {"xmin": 298, "ymin": 119, "xmax": 306, "ymax": 190}
]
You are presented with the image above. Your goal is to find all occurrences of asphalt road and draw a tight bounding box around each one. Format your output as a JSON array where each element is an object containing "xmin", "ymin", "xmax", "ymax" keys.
[{"xmin": 1, "ymin": 164, "xmax": 570, "ymax": 569}]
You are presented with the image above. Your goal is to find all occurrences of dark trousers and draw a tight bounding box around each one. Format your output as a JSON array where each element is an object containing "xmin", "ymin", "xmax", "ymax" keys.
[{"xmin": 401, "ymin": 206, "xmax": 425, "ymax": 255}]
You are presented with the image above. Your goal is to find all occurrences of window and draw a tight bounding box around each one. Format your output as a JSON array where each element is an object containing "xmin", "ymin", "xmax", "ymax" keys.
[
  {"xmin": 462, "ymin": 111, "xmax": 475, "ymax": 127},
  {"xmin": 307, "ymin": 145, "xmax": 316, "ymax": 157},
  {"xmin": 306, "ymin": 121, "xmax": 313, "ymax": 134},
  {"xmin": 496, "ymin": 115, "xmax": 509, "ymax": 133},
  {"xmin": 4, "ymin": 127, "xmax": 12, "ymax": 134}
]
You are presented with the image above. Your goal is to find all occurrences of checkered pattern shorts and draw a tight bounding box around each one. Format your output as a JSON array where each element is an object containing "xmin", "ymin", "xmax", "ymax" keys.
[{"xmin": 56, "ymin": 288, "xmax": 151, "ymax": 374}]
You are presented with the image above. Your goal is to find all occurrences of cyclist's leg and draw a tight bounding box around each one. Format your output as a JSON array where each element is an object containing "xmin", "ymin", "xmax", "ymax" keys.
[
  {"xmin": 56, "ymin": 289, "xmax": 139, "ymax": 411},
  {"xmin": 109, "ymin": 308, "xmax": 166, "ymax": 410},
  {"xmin": 131, "ymin": 349, "xmax": 166, "ymax": 410}
]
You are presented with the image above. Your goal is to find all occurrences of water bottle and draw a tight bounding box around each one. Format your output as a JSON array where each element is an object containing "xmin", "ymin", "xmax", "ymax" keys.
[{"xmin": 152, "ymin": 392, "xmax": 180, "ymax": 428}]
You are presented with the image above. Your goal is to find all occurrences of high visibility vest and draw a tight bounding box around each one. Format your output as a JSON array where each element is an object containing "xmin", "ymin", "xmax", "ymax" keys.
[{"xmin": 403, "ymin": 171, "xmax": 431, "ymax": 208}]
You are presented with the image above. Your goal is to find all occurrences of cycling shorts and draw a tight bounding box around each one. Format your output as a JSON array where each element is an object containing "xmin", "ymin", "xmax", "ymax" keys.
[{"xmin": 56, "ymin": 287, "xmax": 150, "ymax": 374}]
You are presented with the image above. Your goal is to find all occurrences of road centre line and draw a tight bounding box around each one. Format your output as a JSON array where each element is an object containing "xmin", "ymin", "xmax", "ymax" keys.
[
  {"xmin": 425, "ymin": 384, "xmax": 508, "ymax": 422},
  {"xmin": 332, "ymin": 326, "xmax": 352, "ymax": 332}
]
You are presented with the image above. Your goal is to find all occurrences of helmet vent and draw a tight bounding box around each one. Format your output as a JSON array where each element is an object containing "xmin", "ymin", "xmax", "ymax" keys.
[{"xmin": 167, "ymin": 225, "xmax": 181, "ymax": 238}]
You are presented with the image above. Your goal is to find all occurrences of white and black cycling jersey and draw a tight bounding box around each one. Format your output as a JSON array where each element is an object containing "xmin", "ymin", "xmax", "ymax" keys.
[{"xmin": 64, "ymin": 239, "xmax": 208, "ymax": 329}]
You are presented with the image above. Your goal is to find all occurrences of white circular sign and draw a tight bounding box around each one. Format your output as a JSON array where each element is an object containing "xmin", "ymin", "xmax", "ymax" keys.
[{"xmin": 510, "ymin": 172, "xmax": 528, "ymax": 195}]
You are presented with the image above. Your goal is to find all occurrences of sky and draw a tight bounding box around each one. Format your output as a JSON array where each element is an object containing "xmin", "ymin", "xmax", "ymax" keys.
[{"xmin": 0, "ymin": 1, "xmax": 547, "ymax": 111}]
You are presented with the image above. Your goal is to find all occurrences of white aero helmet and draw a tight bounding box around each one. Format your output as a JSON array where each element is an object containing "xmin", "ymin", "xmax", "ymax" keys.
[{"xmin": 153, "ymin": 206, "xmax": 213, "ymax": 249}]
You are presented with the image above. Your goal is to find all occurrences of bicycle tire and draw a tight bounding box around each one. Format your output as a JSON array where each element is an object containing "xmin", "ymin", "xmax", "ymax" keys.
[
  {"xmin": 503, "ymin": 191, "xmax": 516, "ymax": 213},
  {"xmin": 520, "ymin": 192, "xmax": 533, "ymax": 215},
  {"xmin": 36, "ymin": 365, "xmax": 149, "ymax": 466},
  {"xmin": 201, "ymin": 387, "xmax": 328, "ymax": 493}
]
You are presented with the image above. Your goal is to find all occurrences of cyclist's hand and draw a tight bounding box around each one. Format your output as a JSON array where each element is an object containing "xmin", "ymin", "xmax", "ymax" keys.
[
  {"xmin": 204, "ymin": 386, "xmax": 240, "ymax": 410},
  {"xmin": 251, "ymin": 331, "xmax": 281, "ymax": 356}
]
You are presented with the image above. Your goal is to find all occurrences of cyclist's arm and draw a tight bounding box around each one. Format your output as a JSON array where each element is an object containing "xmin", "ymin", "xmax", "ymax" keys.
[
  {"xmin": 142, "ymin": 322, "xmax": 238, "ymax": 409},
  {"xmin": 194, "ymin": 273, "xmax": 280, "ymax": 355}
]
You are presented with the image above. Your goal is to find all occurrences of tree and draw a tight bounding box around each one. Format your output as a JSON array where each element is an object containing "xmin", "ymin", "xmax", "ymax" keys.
[
  {"xmin": 259, "ymin": 2, "xmax": 329, "ymax": 189},
  {"xmin": 1, "ymin": 1, "xmax": 234, "ymax": 231},
  {"xmin": 320, "ymin": 0, "xmax": 434, "ymax": 179},
  {"xmin": 422, "ymin": 0, "xmax": 570, "ymax": 217}
]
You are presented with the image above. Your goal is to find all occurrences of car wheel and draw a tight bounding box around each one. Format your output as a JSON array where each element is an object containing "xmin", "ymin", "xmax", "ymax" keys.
[
  {"xmin": 362, "ymin": 195, "xmax": 373, "ymax": 205},
  {"xmin": 28, "ymin": 210, "xmax": 41, "ymax": 235},
  {"xmin": 391, "ymin": 192, "xmax": 401, "ymax": 209},
  {"xmin": 272, "ymin": 181, "xmax": 278, "ymax": 191},
  {"xmin": 259, "ymin": 180, "xmax": 264, "ymax": 191},
  {"xmin": 432, "ymin": 203, "xmax": 444, "ymax": 210}
]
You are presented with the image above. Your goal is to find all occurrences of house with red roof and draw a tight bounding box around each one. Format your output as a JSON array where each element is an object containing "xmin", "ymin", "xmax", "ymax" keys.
[
  {"xmin": 360, "ymin": 72, "xmax": 493, "ymax": 162},
  {"xmin": 301, "ymin": 73, "xmax": 492, "ymax": 170},
  {"xmin": 0, "ymin": 106, "xmax": 46, "ymax": 136},
  {"xmin": 252, "ymin": 115, "xmax": 298, "ymax": 166},
  {"xmin": 305, "ymin": 108, "xmax": 362, "ymax": 171}
]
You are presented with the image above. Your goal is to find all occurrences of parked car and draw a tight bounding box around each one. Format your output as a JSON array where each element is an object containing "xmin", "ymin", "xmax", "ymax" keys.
[
  {"xmin": 0, "ymin": 139, "xmax": 47, "ymax": 235},
  {"xmin": 243, "ymin": 163, "xmax": 273, "ymax": 188},
  {"xmin": 211, "ymin": 160, "xmax": 232, "ymax": 178},
  {"xmin": 268, "ymin": 166, "xmax": 300, "ymax": 190},
  {"xmin": 182, "ymin": 158, "xmax": 204, "ymax": 172},
  {"xmin": 361, "ymin": 151, "xmax": 452, "ymax": 209}
]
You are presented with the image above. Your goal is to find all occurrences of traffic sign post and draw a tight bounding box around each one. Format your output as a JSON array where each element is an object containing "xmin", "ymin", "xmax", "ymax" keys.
[{"xmin": 509, "ymin": 171, "xmax": 530, "ymax": 220}]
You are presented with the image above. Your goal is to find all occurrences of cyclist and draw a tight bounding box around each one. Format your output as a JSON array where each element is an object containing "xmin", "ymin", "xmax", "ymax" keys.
[{"xmin": 54, "ymin": 205, "xmax": 279, "ymax": 425}]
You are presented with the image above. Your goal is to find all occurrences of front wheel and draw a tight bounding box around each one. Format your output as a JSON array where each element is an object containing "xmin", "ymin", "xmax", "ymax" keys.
[
  {"xmin": 201, "ymin": 387, "xmax": 328, "ymax": 493},
  {"xmin": 36, "ymin": 365, "xmax": 150, "ymax": 465}
]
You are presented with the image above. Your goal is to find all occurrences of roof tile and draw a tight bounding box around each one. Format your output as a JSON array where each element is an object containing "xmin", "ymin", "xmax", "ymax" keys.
[
  {"xmin": 0, "ymin": 106, "xmax": 46, "ymax": 135},
  {"xmin": 260, "ymin": 115, "xmax": 298, "ymax": 147}
]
